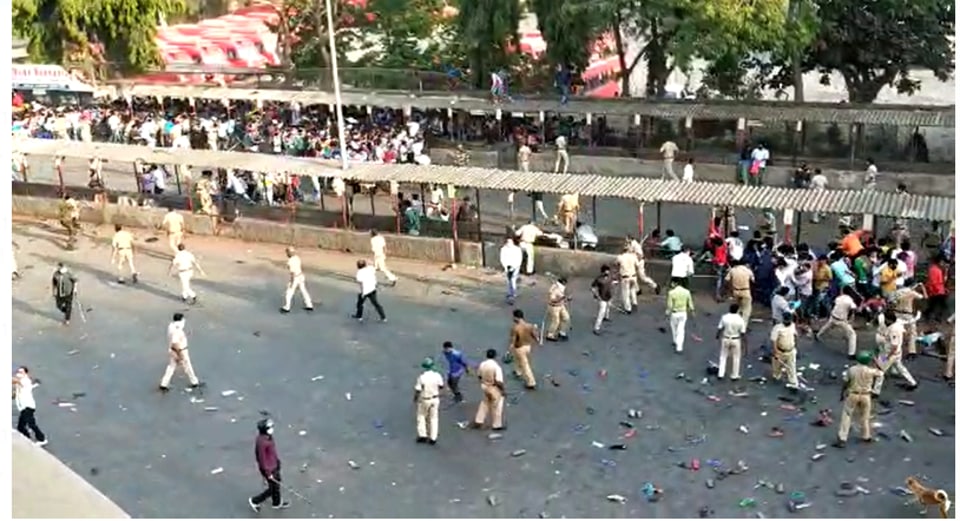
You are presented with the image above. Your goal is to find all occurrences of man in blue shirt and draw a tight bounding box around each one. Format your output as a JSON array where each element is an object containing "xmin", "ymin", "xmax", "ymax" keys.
[
  {"xmin": 442, "ymin": 341, "xmax": 468, "ymax": 403},
  {"xmin": 660, "ymin": 229, "xmax": 683, "ymax": 256}
]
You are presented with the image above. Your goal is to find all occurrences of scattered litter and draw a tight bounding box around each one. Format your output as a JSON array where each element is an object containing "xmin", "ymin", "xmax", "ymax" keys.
[
  {"xmin": 815, "ymin": 443, "xmax": 827, "ymax": 450},
  {"xmin": 691, "ymin": 334, "xmax": 703, "ymax": 342},
  {"xmin": 220, "ymin": 390, "xmax": 237, "ymax": 397},
  {"xmin": 311, "ymin": 375, "xmax": 325, "ymax": 382},
  {"xmin": 298, "ymin": 430, "xmax": 307, "ymax": 436},
  {"xmin": 203, "ymin": 407, "xmax": 219, "ymax": 412},
  {"xmin": 511, "ymin": 450, "xmax": 527, "ymax": 457},
  {"xmin": 738, "ymin": 425, "xmax": 750, "ymax": 434},
  {"xmin": 627, "ymin": 409, "xmax": 642, "ymax": 419},
  {"xmin": 898, "ymin": 399, "xmax": 915, "ymax": 406},
  {"xmin": 787, "ymin": 501, "xmax": 811, "ymax": 513},
  {"xmin": 591, "ymin": 441, "xmax": 605, "ymax": 448},
  {"xmin": 775, "ymin": 483, "xmax": 785, "ymax": 494},
  {"xmin": 456, "ymin": 421, "xmax": 469, "ymax": 429},
  {"xmin": 890, "ymin": 486, "xmax": 912, "ymax": 496},
  {"xmin": 487, "ymin": 495, "xmax": 498, "ymax": 506},
  {"xmin": 57, "ymin": 402, "xmax": 76, "ymax": 408},
  {"xmin": 929, "ymin": 428, "xmax": 945, "ymax": 437},
  {"xmin": 210, "ymin": 467, "xmax": 224, "ymax": 475},
  {"xmin": 810, "ymin": 453, "xmax": 824, "ymax": 461},
  {"xmin": 606, "ymin": 494, "xmax": 627, "ymax": 504},
  {"xmin": 347, "ymin": 460, "xmax": 360, "ymax": 470},
  {"xmin": 705, "ymin": 479, "xmax": 715, "ymax": 489},
  {"xmin": 345, "ymin": 393, "xmax": 352, "ymax": 401},
  {"xmin": 488, "ymin": 433, "xmax": 503, "ymax": 440},
  {"xmin": 619, "ymin": 421, "xmax": 634, "ymax": 429},
  {"xmin": 72, "ymin": 392, "xmax": 86, "ymax": 399},
  {"xmin": 608, "ymin": 444, "xmax": 627, "ymax": 451},
  {"xmin": 738, "ymin": 498, "xmax": 757, "ymax": 508},
  {"xmin": 899, "ymin": 430, "xmax": 913, "ymax": 443},
  {"xmin": 66, "ymin": 350, "xmax": 79, "ymax": 356},
  {"xmin": 768, "ymin": 427, "xmax": 784, "ymax": 438}
]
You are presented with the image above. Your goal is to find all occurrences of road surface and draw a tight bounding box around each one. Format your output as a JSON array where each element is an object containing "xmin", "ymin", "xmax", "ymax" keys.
[{"xmin": 12, "ymin": 218, "xmax": 954, "ymax": 518}]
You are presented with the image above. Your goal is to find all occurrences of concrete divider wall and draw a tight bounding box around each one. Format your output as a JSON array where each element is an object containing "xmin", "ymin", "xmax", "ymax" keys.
[
  {"xmin": 430, "ymin": 148, "xmax": 952, "ymax": 195},
  {"xmin": 12, "ymin": 196, "xmax": 480, "ymax": 267}
]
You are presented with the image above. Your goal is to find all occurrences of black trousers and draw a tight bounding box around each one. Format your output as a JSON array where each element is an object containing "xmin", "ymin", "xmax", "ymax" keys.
[
  {"xmin": 17, "ymin": 408, "xmax": 46, "ymax": 442},
  {"xmin": 447, "ymin": 374, "xmax": 463, "ymax": 400},
  {"xmin": 56, "ymin": 296, "xmax": 73, "ymax": 321},
  {"xmin": 928, "ymin": 294, "xmax": 949, "ymax": 322},
  {"xmin": 355, "ymin": 291, "xmax": 386, "ymax": 320},
  {"xmin": 252, "ymin": 470, "xmax": 282, "ymax": 506}
]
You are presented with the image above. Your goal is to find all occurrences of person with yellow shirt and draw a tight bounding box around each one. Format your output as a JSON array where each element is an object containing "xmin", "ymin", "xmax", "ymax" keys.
[{"xmin": 878, "ymin": 258, "xmax": 901, "ymax": 298}]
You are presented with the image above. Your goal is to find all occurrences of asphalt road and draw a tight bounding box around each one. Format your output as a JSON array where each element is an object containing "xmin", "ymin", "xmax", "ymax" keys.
[
  {"xmin": 24, "ymin": 151, "xmax": 931, "ymax": 252},
  {"xmin": 12, "ymin": 219, "xmax": 954, "ymax": 518}
]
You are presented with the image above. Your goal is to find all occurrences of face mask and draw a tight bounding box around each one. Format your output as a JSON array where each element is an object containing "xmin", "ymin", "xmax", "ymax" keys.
[
  {"xmin": 59, "ymin": 267, "xmax": 67, "ymax": 274},
  {"xmin": 266, "ymin": 428, "xmax": 274, "ymax": 435}
]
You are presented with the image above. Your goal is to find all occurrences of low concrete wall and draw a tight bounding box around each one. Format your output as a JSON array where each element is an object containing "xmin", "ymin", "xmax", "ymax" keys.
[
  {"xmin": 12, "ymin": 196, "xmax": 483, "ymax": 267},
  {"xmin": 430, "ymin": 148, "xmax": 954, "ymax": 196},
  {"xmin": 534, "ymin": 247, "xmax": 714, "ymax": 291}
]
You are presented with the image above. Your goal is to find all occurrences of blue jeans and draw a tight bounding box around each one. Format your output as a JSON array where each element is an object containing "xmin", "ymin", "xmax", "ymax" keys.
[
  {"xmin": 506, "ymin": 268, "xmax": 519, "ymax": 300},
  {"xmin": 714, "ymin": 265, "xmax": 727, "ymax": 299}
]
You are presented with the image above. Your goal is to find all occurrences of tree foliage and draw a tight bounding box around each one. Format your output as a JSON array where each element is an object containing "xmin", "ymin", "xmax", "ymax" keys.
[
  {"xmin": 530, "ymin": 0, "xmax": 607, "ymax": 71},
  {"xmin": 12, "ymin": 0, "xmax": 188, "ymax": 73},
  {"xmin": 456, "ymin": 0, "xmax": 521, "ymax": 87},
  {"xmin": 755, "ymin": 0, "xmax": 955, "ymax": 103}
]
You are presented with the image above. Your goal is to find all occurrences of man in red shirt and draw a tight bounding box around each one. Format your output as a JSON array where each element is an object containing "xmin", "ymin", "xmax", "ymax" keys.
[
  {"xmin": 925, "ymin": 254, "xmax": 949, "ymax": 322},
  {"xmin": 711, "ymin": 237, "xmax": 728, "ymax": 301}
]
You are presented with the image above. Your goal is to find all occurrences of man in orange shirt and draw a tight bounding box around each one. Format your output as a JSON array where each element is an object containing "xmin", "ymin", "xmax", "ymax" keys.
[{"xmin": 840, "ymin": 230, "xmax": 866, "ymax": 258}]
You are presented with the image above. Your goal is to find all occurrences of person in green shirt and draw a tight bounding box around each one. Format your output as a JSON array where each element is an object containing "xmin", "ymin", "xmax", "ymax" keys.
[
  {"xmin": 665, "ymin": 278, "xmax": 695, "ymax": 353},
  {"xmin": 402, "ymin": 201, "xmax": 421, "ymax": 236},
  {"xmin": 852, "ymin": 251, "xmax": 872, "ymax": 297}
]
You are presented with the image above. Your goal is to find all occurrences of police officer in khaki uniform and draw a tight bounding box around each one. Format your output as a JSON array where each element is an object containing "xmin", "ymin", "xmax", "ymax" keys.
[
  {"xmin": 770, "ymin": 313, "xmax": 799, "ymax": 390},
  {"xmin": 58, "ymin": 194, "xmax": 80, "ymax": 250},
  {"xmin": 544, "ymin": 278, "xmax": 571, "ymax": 341},
  {"xmin": 196, "ymin": 173, "xmax": 217, "ymax": 215},
  {"xmin": 816, "ymin": 286, "xmax": 859, "ymax": 358},
  {"xmin": 509, "ymin": 309, "xmax": 540, "ymax": 389},
  {"xmin": 159, "ymin": 312, "xmax": 202, "ymax": 392},
  {"xmin": 473, "ymin": 349, "xmax": 506, "ymax": 430},
  {"xmin": 414, "ymin": 357, "xmax": 445, "ymax": 445},
  {"xmin": 890, "ymin": 279, "xmax": 925, "ymax": 357},
  {"xmin": 724, "ymin": 259, "xmax": 754, "ymax": 324},
  {"xmin": 616, "ymin": 246, "xmax": 640, "ymax": 313},
  {"xmin": 716, "ymin": 304, "xmax": 747, "ymax": 380},
  {"xmin": 281, "ymin": 247, "xmax": 314, "ymax": 313},
  {"xmin": 556, "ymin": 193, "xmax": 580, "ymax": 233},
  {"xmin": 111, "ymin": 224, "xmax": 139, "ymax": 284},
  {"xmin": 626, "ymin": 238, "xmax": 660, "ymax": 295},
  {"xmin": 872, "ymin": 310, "xmax": 919, "ymax": 394},
  {"xmin": 833, "ymin": 351, "xmax": 884, "ymax": 448},
  {"xmin": 161, "ymin": 207, "xmax": 186, "ymax": 254}
]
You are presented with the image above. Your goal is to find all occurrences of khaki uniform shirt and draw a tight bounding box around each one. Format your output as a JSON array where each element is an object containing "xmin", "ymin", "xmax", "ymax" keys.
[
  {"xmin": 163, "ymin": 211, "xmax": 184, "ymax": 234},
  {"xmin": 845, "ymin": 364, "xmax": 883, "ymax": 394},
  {"xmin": 770, "ymin": 323, "xmax": 797, "ymax": 351},
  {"xmin": 414, "ymin": 370, "xmax": 444, "ymax": 400},
  {"xmin": 725, "ymin": 265, "xmax": 754, "ymax": 295},
  {"xmin": 548, "ymin": 282, "xmax": 566, "ymax": 306},
  {"xmin": 510, "ymin": 320, "xmax": 539, "ymax": 348},
  {"xmin": 617, "ymin": 252, "xmax": 638, "ymax": 277},
  {"xmin": 112, "ymin": 230, "xmax": 133, "ymax": 250},
  {"xmin": 558, "ymin": 194, "xmax": 579, "ymax": 214},
  {"xmin": 891, "ymin": 289, "xmax": 922, "ymax": 315},
  {"xmin": 477, "ymin": 359, "xmax": 504, "ymax": 386},
  {"xmin": 660, "ymin": 141, "xmax": 679, "ymax": 159}
]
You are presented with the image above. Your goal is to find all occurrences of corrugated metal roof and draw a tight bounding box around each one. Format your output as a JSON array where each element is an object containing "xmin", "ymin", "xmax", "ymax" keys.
[
  {"xmin": 15, "ymin": 139, "xmax": 955, "ymax": 221},
  {"xmin": 108, "ymin": 84, "xmax": 956, "ymax": 128}
]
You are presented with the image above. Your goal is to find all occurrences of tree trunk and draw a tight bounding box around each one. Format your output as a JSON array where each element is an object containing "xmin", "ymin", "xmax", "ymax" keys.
[
  {"xmin": 613, "ymin": 9, "xmax": 629, "ymax": 97},
  {"xmin": 644, "ymin": 42, "xmax": 668, "ymax": 98},
  {"xmin": 842, "ymin": 73, "xmax": 886, "ymax": 104}
]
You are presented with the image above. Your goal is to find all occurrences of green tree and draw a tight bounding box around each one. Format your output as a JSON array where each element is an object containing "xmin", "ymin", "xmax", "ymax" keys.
[
  {"xmin": 530, "ymin": 0, "xmax": 607, "ymax": 71},
  {"xmin": 12, "ymin": 0, "xmax": 187, "ymax": 74},
  {"xmin": 456, "ymin": 0, "xmax": 521, "ymax": 88},
  {"xmin": 756, "ymin": 0, "xmax": 955, "ymax": 103}
]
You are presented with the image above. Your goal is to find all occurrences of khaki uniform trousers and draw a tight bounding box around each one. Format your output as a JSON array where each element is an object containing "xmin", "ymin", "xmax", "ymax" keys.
[
  {"xmin": 160, "ymin": 348, "xmax": 199, "ymax": 387},
  {"xmin": 772, "ymin": 347, "xmax": 798, "ymax": 387},
  {"xmin": 837, "ymin": 392, "xmax": 873, "ymax": 442},
  {"xmin": 545, "ymin": 305, "xmax": 570, "ymax": 339},
  {"xmin": 116, "ymin": 248, "xmax": 136, "ymax": 276},
  {"xmin": 817, "ymin": 318, "xmax": 857, "ymax": 356},
  {"xmin": 663, "ymin": 158, "xmax": 676, "ymax": 180},
  {"xmin": 178, "ymin": 269, "xmax": 197, "ymax": 300},
  {"xmin": 945, "ymin": 331, "xmax": 955, "ymax": 379},
  {"xmin": 374, "ymin": 255, "xmax": 397, "ymax": 282},
  {"xmin": 511, "ymin": 344, "xmax": 536, "ymax": 387},
  {"xmin": 168, "ymin": 231, "xmax": 183, "ymax": 253},
  {"xmin": 717, "ymin": 337, "xmax": 742, "ymax": 379},
  {"xmin": 873, "ymin": 353, "xmax": 917, "ymax": 393},
  {"xmin": 636, "ymin": 261, "xmax": 658, "ymax": 290},
  {"xmin": 895, "ymin": 312, "xmax": 918, "ymax": 355},
  {"xmin": 474, "ymin": 383, "xmax": 504, "ymax": 429},
  {"xmin": 283, "ymin": 274, "xmax": 314, "ymax": 310},
  {"xmin": 560, "ymin": 211, "xmax": 576, "ymax": 233},
  {"xmin": 620, "ymin": 276, "xmax": 638, "ymax": 312},
  {"xmin": 733, "ymin": 290, "xmax": 752, "ymax": 324},
  {"xmin": 416, "ymin": 397, "xmax": 440, "ymax": 441}
]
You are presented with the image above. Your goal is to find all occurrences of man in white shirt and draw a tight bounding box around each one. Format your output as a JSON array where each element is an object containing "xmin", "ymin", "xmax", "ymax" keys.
[
  {"xmin": 681, "ymin": 158, "xmax": 695, "ymax": 182},
  {"xmin": 725, "ymin": 231, "xmax": 744, "ymax": 263},
  {"xmin": 659, "ymin": 140, "xmax": 679, "ymax": 180},
  {"xmin": 515, "ymin": 221, "xmax": 543, "ymax": 275},
  {"xmin": 864, "ymin": 158, "xmax": 878, "ymax": 190},
  {"xmin": 281, "ymin": 247, "xmax": 314, "ymax": 313},
  {"xmin": 872, "ymin": 311, "xmax": 918, "ymax": 393},
  {"xmin": 13, "ymin": 366, "xmax": 47, "ymax": 446},
  {"xmin": 169, "ymin": 244, "xmax": 205, "ymax": 304},
  {"xmin": 500, "ymin": 237, "xmax": 523, "ymax": 304},
  {"xmin": 815, "ymin": 286, "xmax": 858, "ymax": 357},
  {"xmin": 716, "ymin": 304, "xmax": 747, "ymax": 380},
  {"xmin": 413, "ymin": 357, "xmax": 445, "ymax": 445},
  {"xmin": 159, "ymin": 312, "xmax": 201, "ymax": 392},
  {"xmin": 370, "ymin": 230, "xmax": 398, "ymax": 285},
  {"xmin": 750, "ymin": 143, "xmax": 770, "ymax": 182},
  {"xmin": 353, "ymin": 259, "xmax": 386, "ymax": 322},
  {"xmin": 809, "ymin": 168, "xmax": 828, "ymax": 222},
  {"xmin": 670, "ymin": 247, "xmax": 695, "ymax": 288},
  {"xmin": 553, "ymin": 135, "xmax": 569, "ymax": 174}
]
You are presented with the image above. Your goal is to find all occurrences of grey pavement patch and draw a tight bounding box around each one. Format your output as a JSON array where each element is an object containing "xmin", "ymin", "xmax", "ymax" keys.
[{"xmin": 11, "ymin": 222, "xmax": 955, "ymax": 518}]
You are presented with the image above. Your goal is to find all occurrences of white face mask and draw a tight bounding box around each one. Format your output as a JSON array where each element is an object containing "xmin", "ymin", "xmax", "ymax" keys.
[
  {"xmin": 59, "ymin": 267, "xmax": 67, "ymax": 274},
  {"xmin": 266, "ymin": 428, "xmax": 274, "ymax": 435}
]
